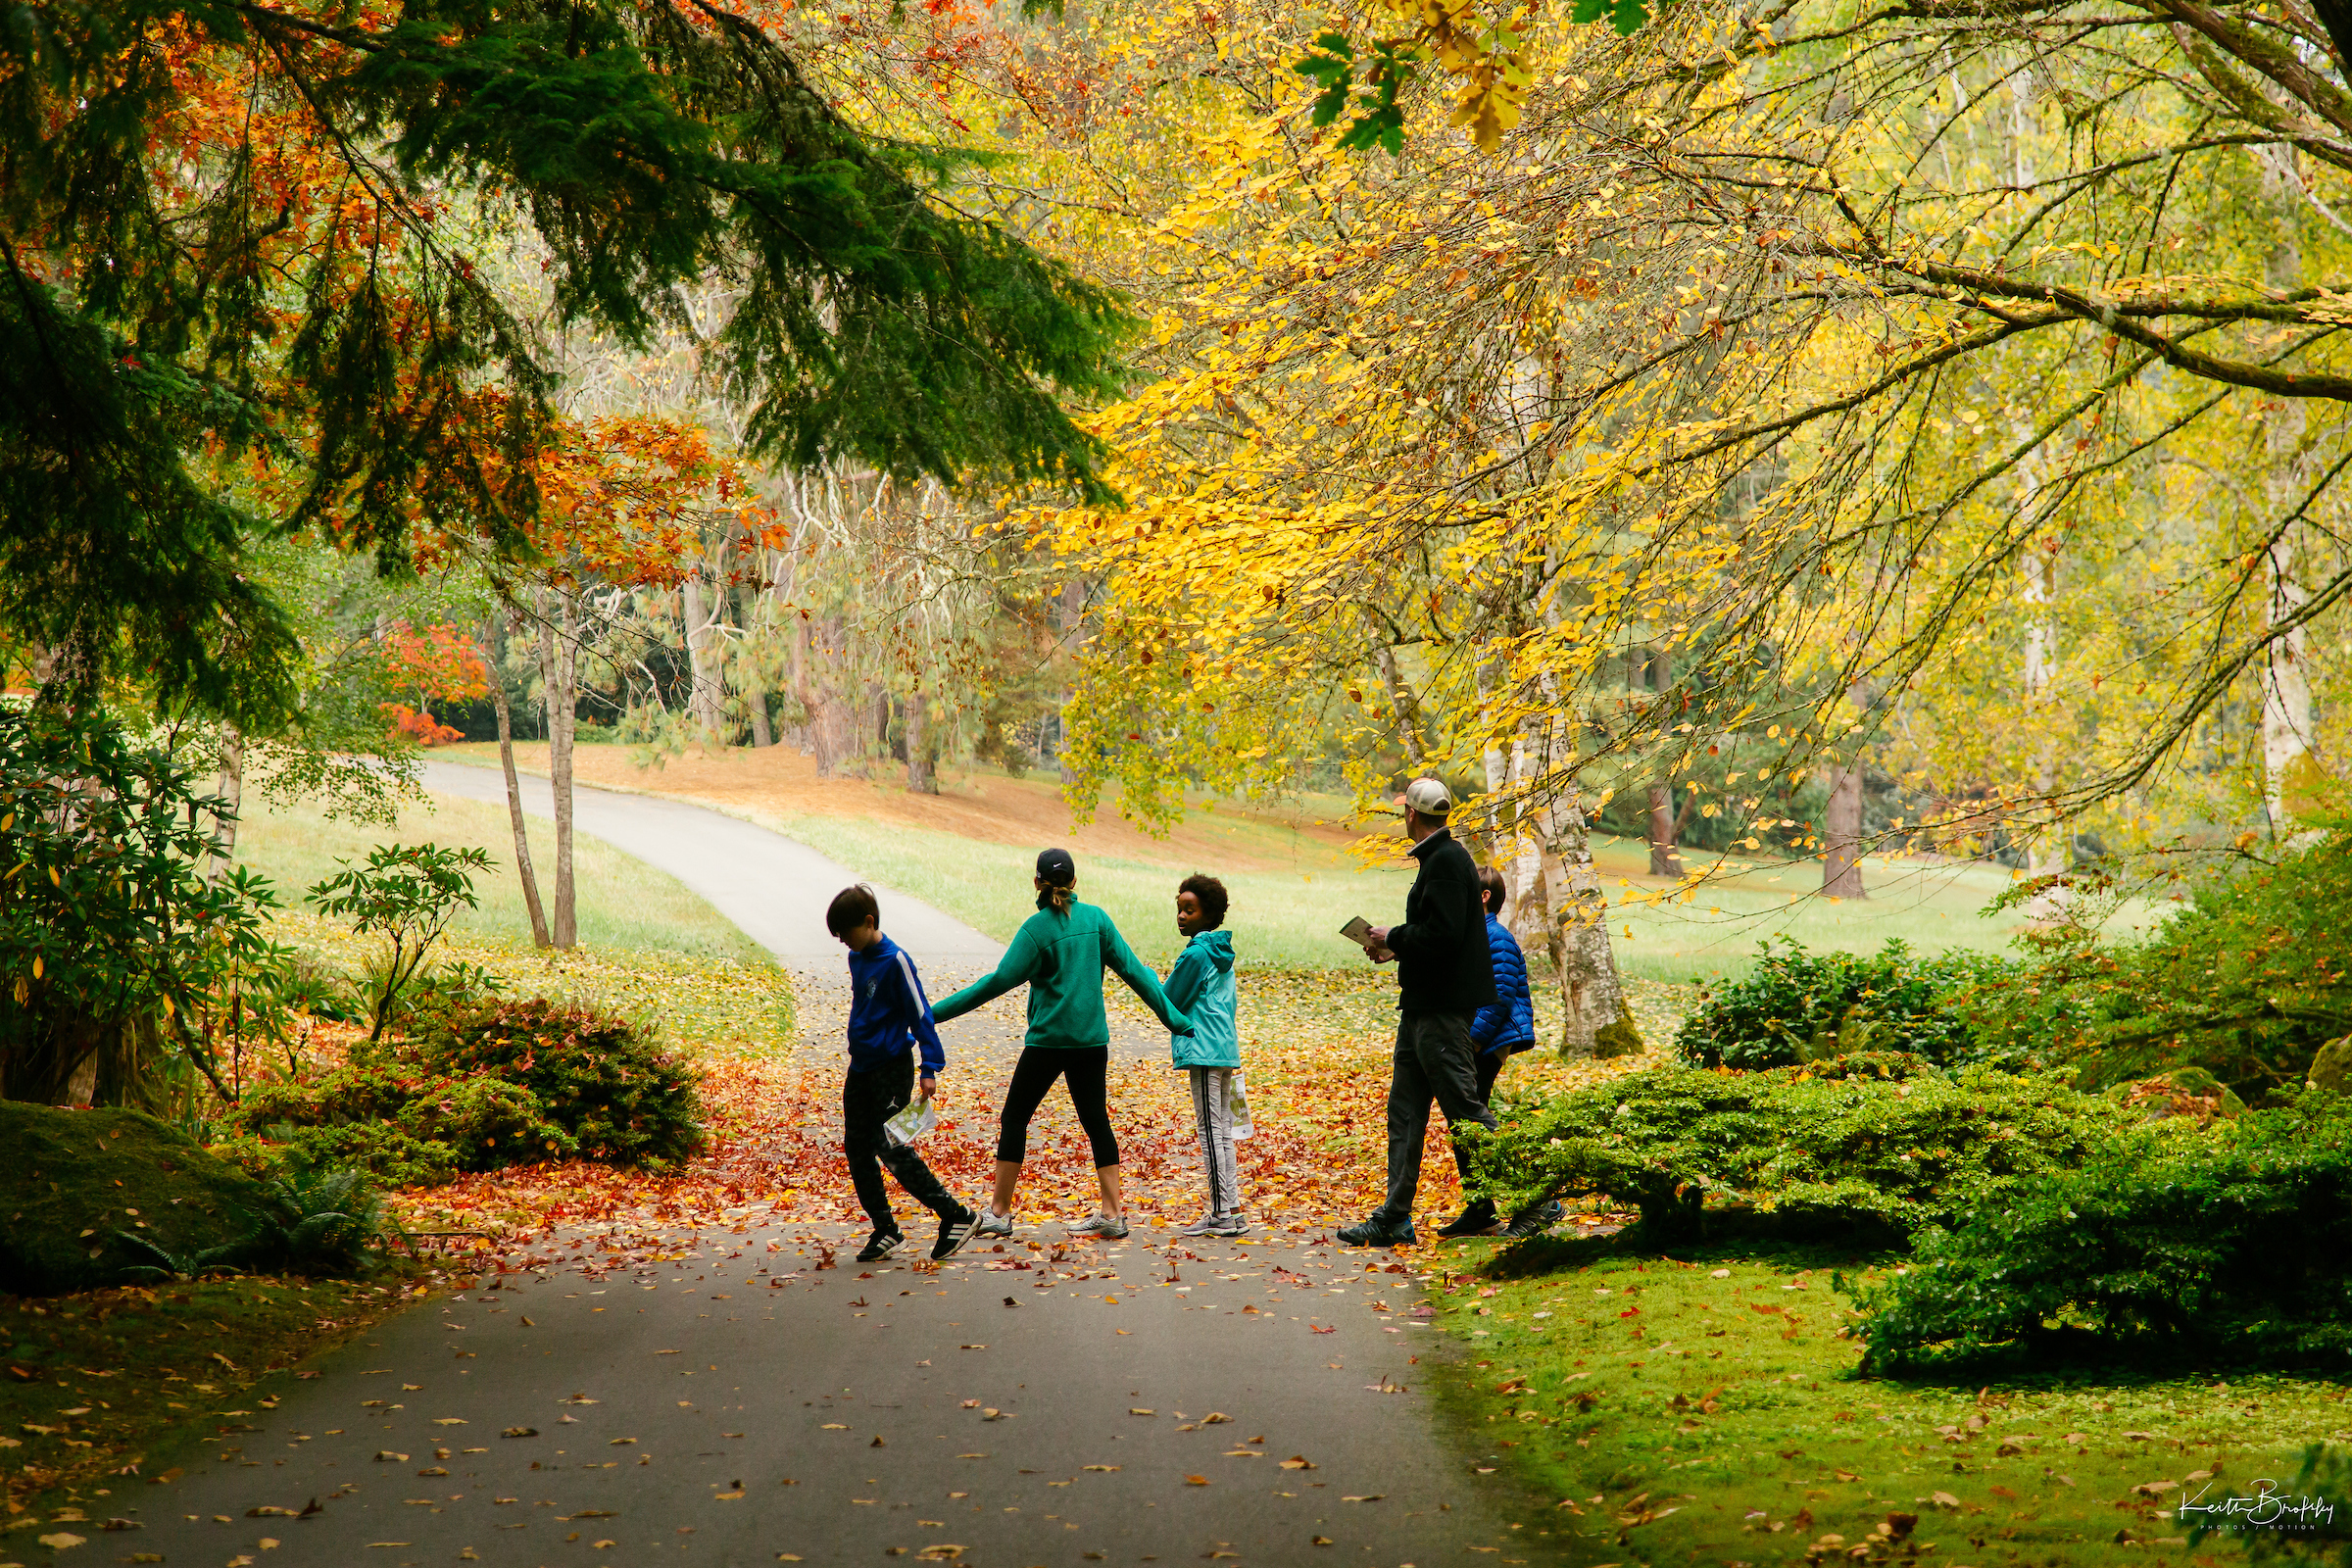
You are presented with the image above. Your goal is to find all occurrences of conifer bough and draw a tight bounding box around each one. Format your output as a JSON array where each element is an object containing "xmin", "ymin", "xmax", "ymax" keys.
[{"xmin": 0, "ymin": 0, "xmax": 1130, "ymax": 720}]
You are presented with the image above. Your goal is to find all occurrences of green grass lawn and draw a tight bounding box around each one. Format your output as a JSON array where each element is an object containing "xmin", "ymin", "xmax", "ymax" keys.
[
  {"xmin": 232, "ymin": 792, "xmax": 769, "ymax": 966},
  {"xmin": 1423, "ymin": 1230, "xmax": 2352, "ymax": 1566}
]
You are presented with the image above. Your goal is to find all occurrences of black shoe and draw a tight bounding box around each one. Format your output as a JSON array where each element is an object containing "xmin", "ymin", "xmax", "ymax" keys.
[
  {"xmin": 1436, "ymin": 1205, "xmax": 1499, "ymax": 1239},
  {"xmin": 1337, "ymin": 1215, "xmax": 1417, "ymax": 1248},
  {"xmin": 1499, "ymin": 1204, "xmax": 1558, "ymax": 1241},
  {"xmin": 857, "ymin": 1229, "xmax": 906, "ymax": 1263},
  {"xmin": 932, "ymin": 1206, "xmax": 978, "ymax": 1261}
]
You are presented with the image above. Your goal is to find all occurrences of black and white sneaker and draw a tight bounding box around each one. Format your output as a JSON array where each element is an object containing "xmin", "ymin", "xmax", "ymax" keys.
[
  {"xmin": 933, "ymin": 1206, "xmax": 979, "ymax": 1260},
  {"xmin": 857, "ymin": 1229, "xmax": 906, "ymax": 1263}
]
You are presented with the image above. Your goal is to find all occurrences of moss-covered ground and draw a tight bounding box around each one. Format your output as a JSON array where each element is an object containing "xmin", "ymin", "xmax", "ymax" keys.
[
  {"xmin": 0, "ymin": 1272, "xmax": 424, "ymax": 1529},
  {"xmin": 1421, "ymin": 1231, "xmax": 2352, "ymax": 1567}
]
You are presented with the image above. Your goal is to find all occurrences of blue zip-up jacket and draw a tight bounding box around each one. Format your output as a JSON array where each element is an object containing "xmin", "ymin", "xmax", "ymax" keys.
[
  {"xmin": 845, "ymin": 934, "xmax": 946, "ymax": 1075},
  {"xmin": 1470, "ymin": 914, "xmax": 1537, "ymax": 1057},
  {"xmin": 1163, "ymin": 929, "xmax": 1240, "ymax": 1069}
]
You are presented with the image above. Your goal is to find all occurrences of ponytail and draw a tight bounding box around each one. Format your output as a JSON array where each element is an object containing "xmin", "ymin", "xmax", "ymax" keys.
[{"xmin": 1041, "ymin": 882, "xmax": 1075, "ymax": 914}]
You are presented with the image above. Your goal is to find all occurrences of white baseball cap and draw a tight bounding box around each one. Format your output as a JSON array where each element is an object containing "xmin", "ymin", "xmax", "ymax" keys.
[{"xmin": 1401, "ymin": 777, "xmax": 1452, "ymax": 817}]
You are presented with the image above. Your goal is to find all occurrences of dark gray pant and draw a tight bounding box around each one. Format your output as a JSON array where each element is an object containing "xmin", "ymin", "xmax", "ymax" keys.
[
  {"xmin": 1376, "ymin": 1011, "xmax": 1497, "ymax": 1224},
  {"xmin": 844, "ymin": 1052, "xmax": 957, "ymax": 1234}
]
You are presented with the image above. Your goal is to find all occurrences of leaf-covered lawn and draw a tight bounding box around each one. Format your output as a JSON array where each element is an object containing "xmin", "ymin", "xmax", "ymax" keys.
[
  {"xmin": 1425, "ymin": 1235, "xmax": 2352, "ymax": 1565},
  {"xmin": 0, "ymin": 1277, "xmax": 417, "ymax": 1521}
]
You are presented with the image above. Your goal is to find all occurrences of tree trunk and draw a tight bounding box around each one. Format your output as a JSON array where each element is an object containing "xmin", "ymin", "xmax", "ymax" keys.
[
  {"xmin": 1821, "ymin": 756, "xmax": 1867, "ymax": 899},
  {"xmin": 206, "ymin": 723, "xmax": 245, "ymax": 883},
  {"xmin": 810, "ymin": 612, "xmax": 852, "ymax": 777},
  {"xmin": 787, "ymin": 609, "xmax": 812, "ymax": 754},
  {"xmin": 2263, "ymin": 232, "xmax": 2314, "ymax": 832},
  {"xmin": 487, "ymin": 605, "xmax": 552, "ymax": 949},
  {"xmin": 1645, "ymin": 783, "xmax": 1685, "ymax": 877},
  {"xmin": 681, "ymin": 569, "xmax": 727, "ymax": 742},
  {"xmin": 1375, "ymin": 644, "xmax": 1434, "ymax": 772},
  {"xmin": 906, "ymin": 689, "xmax": 937, "ymax": 794},
  {"xmin": 740, "ymin": 574, "xmax": 774, "ymax": 749},
  {"xmin": 1541, "ymin": 784, "xmax": 1640, "ymax": 1058},
  {"xmin": 538, "ymin": 587, "xmax": 579, "ymax": 949},
  {"xmin": 1056, "ymin": 577, "xmax": 1085, "ymax": 783}
]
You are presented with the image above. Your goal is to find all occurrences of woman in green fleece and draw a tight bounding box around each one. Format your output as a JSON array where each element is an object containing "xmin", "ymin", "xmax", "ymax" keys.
[{"xmin": 931, "ymin": 847, "xmax": 1194, "ymax": 1241}]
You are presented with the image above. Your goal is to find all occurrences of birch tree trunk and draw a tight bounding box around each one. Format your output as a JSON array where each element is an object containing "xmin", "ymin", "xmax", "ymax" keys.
[
  {"xmin": 1541, "ymin": 782, "xmax": 1639, "ymax": 1057},
  {"xmin": 537, "ymin": 587, "xmax": 579, "ymax": 949},
  {"xmin": 1821, "ymin": 757, "xmax": 1867, "ymax": 899},
  {"xmin": 1376, "ymin": 645, "xmax": 1434, "ymax": 771},
  {"xmin": 206, "ymin": 723, "xmax": 244, "ymax": 883},
  {"xmin": 487, "ymin": 605, "xmax": 552, "ymax": 949},
  {"xmin": 2263, "ymin": 231, "xmax": 2314, "ymax": 831}
]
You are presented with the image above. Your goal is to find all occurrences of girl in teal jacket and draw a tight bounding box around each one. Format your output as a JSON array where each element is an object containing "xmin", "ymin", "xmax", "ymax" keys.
[
  {"xmin": 932, "ymin": 847, "xmax": 1192, "ymax": 1241},
  {"xmin": 1163, "ymin": 874, "xmax": 1244, "ymax": 1237}
]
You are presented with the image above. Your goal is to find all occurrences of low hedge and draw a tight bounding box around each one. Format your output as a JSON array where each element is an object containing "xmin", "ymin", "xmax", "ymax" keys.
[
  {"xmin": 1855, "ymin": 1088, "xmax": 2352, "ymax": 1369},
  {"xmin": 1467, "ymin": 1056, "xmax": 2132, "ymax": 1242}
]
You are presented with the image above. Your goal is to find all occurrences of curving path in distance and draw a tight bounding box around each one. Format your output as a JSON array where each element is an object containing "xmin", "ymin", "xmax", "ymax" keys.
[{"xmin": 416, "ymin": 757, "xmax": 1004, "ymax": 976}]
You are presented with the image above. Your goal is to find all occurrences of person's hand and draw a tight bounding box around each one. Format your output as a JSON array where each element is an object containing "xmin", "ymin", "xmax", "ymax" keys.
[
  {"xmin": 918, "ymin": 1073, "xmax": 937, "ymax": 1102},
  {"xmin": 1369, "ymin": 945, "xmax": 1395, "ymax": 964},
  {"xmin": 1366, "ymin": 925, "xmax": 1390, "ymax": 948}
]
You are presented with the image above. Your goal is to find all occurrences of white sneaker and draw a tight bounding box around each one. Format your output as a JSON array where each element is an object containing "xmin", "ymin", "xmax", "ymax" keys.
[
  {"xmin": 1065, "ymin": 1212, "xmax": 1129, "ymax": 1240},
  {"xmin": 973, "ymin": 1208, "xmax": 1014, "ymax": 1240}
]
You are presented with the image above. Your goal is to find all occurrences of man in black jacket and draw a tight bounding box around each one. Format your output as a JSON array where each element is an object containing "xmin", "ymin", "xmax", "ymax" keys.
[{"xmin": 1340, "ymin": 777, "xmax": 1499, "ymax": 1247}]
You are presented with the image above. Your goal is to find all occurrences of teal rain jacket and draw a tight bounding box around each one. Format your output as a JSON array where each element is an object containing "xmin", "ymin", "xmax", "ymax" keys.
[{"xmin": 1162, "ymin": 929, "xmax": 1239, "ymax": 1069}]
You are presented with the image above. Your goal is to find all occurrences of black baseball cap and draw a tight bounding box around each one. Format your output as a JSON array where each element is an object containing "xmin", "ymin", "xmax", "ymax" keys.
[{"xmin": 1036, "ymin": 847, "xmax": 1076, "ymax": 885}]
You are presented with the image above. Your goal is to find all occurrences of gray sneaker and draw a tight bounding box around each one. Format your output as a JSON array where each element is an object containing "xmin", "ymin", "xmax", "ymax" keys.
[
  {"xmin": 1177, "ymin": 1213, "xmax": 1224, "ymax": 1238},
  {"xmin": 1208, "ymin": 1213, "xmax": 1250, "ymax": 1238},
  {"xmin": 973, "ymin": 1208, "xmax": 1014, "ymax": 1241},
  {"xmin": 1066, "ymin": 1212, "xmax": 1129, "ymax": 1240}
]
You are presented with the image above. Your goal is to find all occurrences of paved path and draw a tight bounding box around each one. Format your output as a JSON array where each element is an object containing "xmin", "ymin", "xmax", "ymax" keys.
[
  {"xmin": 101, "ymin": 1227, "xmax": 1569, "ymax": 1568},
  {"xmin": 28, "ymin": 763, "xmax": 1573, "ymax": 1568},
  {"xmin": 416, "ymin": 758, "xmax": 1004, "ymax": 976}
]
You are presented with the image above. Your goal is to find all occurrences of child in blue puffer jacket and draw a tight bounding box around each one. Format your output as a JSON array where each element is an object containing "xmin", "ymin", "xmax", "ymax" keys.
[
  {"xmin": 1164, "ymin": 873, "xmax": 1244, "ymax": 1238},
  {"xmin": 1437, "ymin": 866, "xmax": 1562, "ymax": 1240}
]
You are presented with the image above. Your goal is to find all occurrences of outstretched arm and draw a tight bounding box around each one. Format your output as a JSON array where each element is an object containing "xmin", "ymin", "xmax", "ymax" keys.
[
  {"xmin": 1106, "ymin": 922, "xmax": 1193, "ymax": 1036},
  {"xmin": 932, "ymin": 924, "xmax": 1044, "ymax": 1024}
]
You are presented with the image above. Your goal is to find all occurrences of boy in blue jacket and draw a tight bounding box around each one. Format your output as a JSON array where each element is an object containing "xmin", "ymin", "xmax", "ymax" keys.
[
  {"xmin": 827, "ymin": 884, "xmax": 978, "ymax": 1263},
  {"xmin": 1163, "ymin": 873, "xmax": 1244, "ymax": 1237},
  {"xmin": 1437, "ymin": 867, "xmax": 1563, "ymax": 1241}
]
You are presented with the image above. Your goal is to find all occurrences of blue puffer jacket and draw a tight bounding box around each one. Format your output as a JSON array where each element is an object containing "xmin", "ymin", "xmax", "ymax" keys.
[{"xmin": 1470, "ymin": 915, "xmax": 1537, "ymax": 1057}]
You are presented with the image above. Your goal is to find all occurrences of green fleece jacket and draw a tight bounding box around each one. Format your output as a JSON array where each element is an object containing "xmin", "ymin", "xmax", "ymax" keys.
[{"xmin": 932, "ymin": 898, "xmax": 1193, "ymax": 1048}]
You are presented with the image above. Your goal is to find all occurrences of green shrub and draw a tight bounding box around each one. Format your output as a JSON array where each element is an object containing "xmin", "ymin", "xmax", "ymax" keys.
[
  {"xmin": 223, "ymin": 995, "xmax": 700, "ymax": 1183},
  {"xmin": 1674, "ymin": 939, "xmax": 2022, "ymax": 1071},
  {"xmin": 1992, "ymin": 834, "xmax": 2352, "ymax": 1103},
  {"xmin": 1468, "ymin": 1059, "xmax": 2132, "ymax": 1243},
  {"xmin": 213, "ymin": 1122, "xmax": 461, "ymax": 1188},
  {"xmin": 1854, "ymin": 1089, "xmax": 2352, "ymax": 1370},
  {"xmin": 406, "ymin": 995, "xmax": 702, "ymax": 1166}
]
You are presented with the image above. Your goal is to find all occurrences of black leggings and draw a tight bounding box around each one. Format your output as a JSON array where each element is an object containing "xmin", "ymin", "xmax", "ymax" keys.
[{"xmin": 995, "ymin": 1046, "xmax": 1118, "ymax": 1168}]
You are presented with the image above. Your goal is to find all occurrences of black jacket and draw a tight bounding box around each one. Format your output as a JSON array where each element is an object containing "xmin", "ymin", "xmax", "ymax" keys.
[{"xmin": 1388, "ymin": 827, "xmax": 1498, "ymax": 1016}]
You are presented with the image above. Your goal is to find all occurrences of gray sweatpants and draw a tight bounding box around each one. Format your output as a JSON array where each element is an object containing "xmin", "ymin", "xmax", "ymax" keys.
[
  {"xmin": 1188, "ymin": 1066, "xmax": 1242, "ymax": 1217},
  {"xmin": 1376, "ymin": 1010, "xmax": 1497, "ymax": 1224}
]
